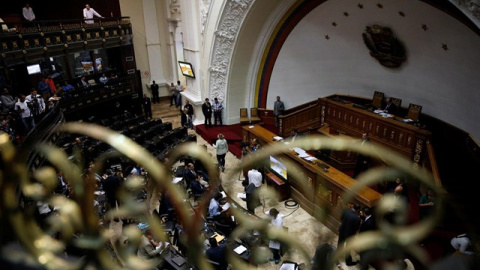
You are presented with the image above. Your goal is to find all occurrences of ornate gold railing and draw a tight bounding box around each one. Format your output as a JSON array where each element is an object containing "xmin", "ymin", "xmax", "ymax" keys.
[{"xmin": 0, "ymin": 122, "xmax": 463, "ymax": 269}]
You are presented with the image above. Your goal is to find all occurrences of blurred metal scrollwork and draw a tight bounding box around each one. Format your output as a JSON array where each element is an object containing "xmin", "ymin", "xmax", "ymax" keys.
[{"xmin": 0, "ymin": 122, "xmax": 444, "ymax": 270}]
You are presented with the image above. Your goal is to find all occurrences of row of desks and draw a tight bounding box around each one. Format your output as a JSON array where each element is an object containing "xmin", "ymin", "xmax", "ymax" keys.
[{"xmin": 242, "ymin": 124, "xmax": 382, "ymax": 232}]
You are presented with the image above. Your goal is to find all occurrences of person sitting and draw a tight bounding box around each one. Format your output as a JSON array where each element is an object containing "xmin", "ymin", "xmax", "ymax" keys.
[
  {"xmin": 137, "ymin": 228, "xmax": 169, "ymax": 265},
  {"xmin": 246, "ymin": 138, "xmax": 261, "ymax": 153},
  {"xmin": 287, "ymin": 128, "xmax": 299, "ymax": 143},
  {"xmin": 99, "ymin": 73, "xmax": 108, "ymax": 84},
  {"xmin": 208, "ymin": 192, "xmax": 227, "ymax": 220},
  {"xmin": 382, "ymin": 97, "xmax": 398, "ymax": 115},
  {"xmin": 190, "ymin": 174, "xmax": 206, "ymax": 201},
  {"xmin": 206, "ymin": 237, "xmax": 228, "ymax": 270},
  {"xmin": 451, "ymin": 233, "xmax": 473, "ymax": 255}
]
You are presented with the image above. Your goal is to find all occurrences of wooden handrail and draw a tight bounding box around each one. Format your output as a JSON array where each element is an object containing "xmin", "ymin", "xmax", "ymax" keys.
[{"xmin": 425, "ymin": 140, "xmax": 442, "ymax": 188}]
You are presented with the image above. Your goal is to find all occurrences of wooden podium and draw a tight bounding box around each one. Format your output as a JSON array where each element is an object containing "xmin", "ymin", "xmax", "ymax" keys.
[{"xmin": 266, "ymin": 172, "xmax": 290, "ymax": 202}]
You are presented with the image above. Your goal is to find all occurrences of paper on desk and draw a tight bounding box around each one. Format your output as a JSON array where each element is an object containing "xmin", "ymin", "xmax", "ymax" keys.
[
  {"xmin": 292, "ymin": 147, "xmax": 306, "ymax": 154},
  {"xmin": 212, "ymin": 233, "xmax": 225, "ymax": 243},
  {"xmin": 273, "ymin": 136, "xmax": 283, "ymax": 141},
  {"xmin": 279, "ymin": 262, "xmax": 297, "ymax": 270},
  {"xmin": 234, "ymin": 245, "xmax": 247, "ymax": 254},
  {"xmin": 298, "ymin": 152, "xmax": 310, "ymax": 158},
  {"xmin": 304, "ymin": 156, "xmax": 317, "ymax": 161},
  {"xmin": 374, "ymin": 109, "xmax": 383, "ymax": 114},
  {"xmin": 172, "ymin": 177, "xmax": 183, "ymax": 184},
  {"xmin": 403, "ymin": 119, "xmax": 413, "ymax": 123},
  {"xmin": 222, "ymin": 202, "xmax": 231, "ymax": 211},
  {"xmin": 237, "ymin": 193, "xmax": 246, "ymax": 199},
  {"xmin": 249, "ymin": 125, "xmax": 254, "ymax": 128}
]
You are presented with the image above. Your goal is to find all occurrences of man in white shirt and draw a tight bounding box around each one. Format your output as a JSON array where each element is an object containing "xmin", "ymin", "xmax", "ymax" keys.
[
  {"xmin": 83, "ymin": 4, "xmax": 103, "ymax": 24},
  {"xmin": 22, "ymin": 3, "xmax": 36, "ymax": 22},
  {"xmin": 25, "ymin": 89, "xmax": 45, "ymax": 118},
  {"xmin": 247, "ymin": 168, "xmax": 263, "ymax": 188},
  {"xmin": 15, "ymin": 95, "xmax": 35, "ymax": 132}
]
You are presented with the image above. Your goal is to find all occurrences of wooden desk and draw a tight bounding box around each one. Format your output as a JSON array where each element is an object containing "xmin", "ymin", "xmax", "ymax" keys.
[
  {"xmin": 277, "ymin": 96, "xmax": 431, "ymax": 166},
  {"xmin": 319, "ymin": 97, "xmax": 431, "ymax": 165},
  {"xmin": 242, "ymin": 125, "xmax": 382, "ymax": 232},
  {"xmin": 266, "ymin": 172, "xmax": 290, "ymax": 202}
]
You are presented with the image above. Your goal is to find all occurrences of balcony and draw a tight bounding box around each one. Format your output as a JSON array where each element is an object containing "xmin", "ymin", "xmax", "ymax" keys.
[{"xmin": 0, "ymin": 17, "xmax": 132, "ymax": 67}]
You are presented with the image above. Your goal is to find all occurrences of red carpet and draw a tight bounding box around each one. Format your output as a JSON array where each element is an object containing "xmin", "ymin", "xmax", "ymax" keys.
[{"xmin": 195, "ymin": 124, "xmax": 244, "ymax": 158}]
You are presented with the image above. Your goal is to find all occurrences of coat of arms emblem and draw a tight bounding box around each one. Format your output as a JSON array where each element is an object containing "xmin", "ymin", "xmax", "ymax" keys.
[{"xmin": 362, "ymin": 25, "xmax": 406, "ymax": 68}]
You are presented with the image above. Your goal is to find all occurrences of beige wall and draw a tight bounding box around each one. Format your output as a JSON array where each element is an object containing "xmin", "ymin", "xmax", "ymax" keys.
[{"xmin": 120, "ymin": 0, "xmax": 172, "ymax": 97}]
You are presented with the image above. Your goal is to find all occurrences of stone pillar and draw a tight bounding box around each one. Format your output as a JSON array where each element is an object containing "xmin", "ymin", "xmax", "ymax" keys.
[
  {"xmin": 142, "ymin": 0, "xmax": 167, "ymax": 86},
  {"xmin": 179, "ymin": 0, "xmax": 204, "ymax": 125}
]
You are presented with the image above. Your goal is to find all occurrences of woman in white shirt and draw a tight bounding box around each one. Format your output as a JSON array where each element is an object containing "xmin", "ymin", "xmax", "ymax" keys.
[{"xmin": 213, "ymin": 133, "xmax": 228, "ymax": 172}]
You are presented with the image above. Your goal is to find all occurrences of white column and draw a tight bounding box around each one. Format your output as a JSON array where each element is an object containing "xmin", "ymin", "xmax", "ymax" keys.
[
  {"xmin": 179, "ymin": 0, "xmax": 204, "ymax": 124},
  {"xmin": 142, "ymin": 0, "xmax": 166, "ymax": 85}
]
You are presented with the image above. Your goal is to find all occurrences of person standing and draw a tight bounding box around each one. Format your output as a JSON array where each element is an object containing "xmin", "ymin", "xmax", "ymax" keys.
[
  {"xmin": 22, "ymin": 3, "xmax": 36, "ymax": 23},
  {"xmin": 83, "ymin": 4, "xmax": 103, "ymax": 24},
  {"xmin": 168, "ymin": 82, "xmax": 176, "ymax": 106},
  {"xmin": 15, "ymin": 95, "xmax": 35, "ymax": 133},
  {"xmin": 353, "ymin": 132, "xmax": 371, "ymax": 179},
  {"xmin": 25, "ymin": 89, "xmax": 45, "ymax": 122},
  {"xmin": 242, "ymin": 179, "xmax": 261, "ymax": 214},
  {"xmin": 183, "ymin": 100, "xmax": 194, "ymax": 129},
  {"xmin": 338, "ymin": 203, "xmax": 361, "ymax": 266},
  {"xmin": 266, "ymin": 208, "xmax": 283, "ymax": 264},
  {"xmin": 273, "ymin": 96, "xmax": 285, "ymax": 128},
  {"xmin": 202, "ymin": 98, "xmax": 212, "ymax": 128},
  {"xmin": 142, "ymin": 94, "xmax": 152, "ymax": 119},
  {"xmin": 38, "ymin": 77, "xmax": 53, "ymax": 96},
  {"xmin": 213, "ymin": 133, "xmax": 228, "ymax": 172},
  {"xmin": 174, "ymin": 80, "xmax": 183, "ymax": 107},
  {"xmin": 418, "ymin": 189, "xmax": 434, "ymax": 220},
  {"xmin": 212, "ymin": 97, "xmax": 223, "ymax": 126},
  {"xmin": 247, "ymin": 167, "xmax": 263, "ymax": 188},
  {"xmin": 0, "ymin": 88, "xmax": 15, "ymax": 113},
  {"xmin": 150, "ymin": 80, "xmax": 159, "ymax": 104}
]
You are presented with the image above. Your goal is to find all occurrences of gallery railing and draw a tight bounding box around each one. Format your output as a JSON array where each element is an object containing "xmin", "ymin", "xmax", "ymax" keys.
[{"xmin": 0, "ymin": 120, "xmax": 469, "ymax": 269}]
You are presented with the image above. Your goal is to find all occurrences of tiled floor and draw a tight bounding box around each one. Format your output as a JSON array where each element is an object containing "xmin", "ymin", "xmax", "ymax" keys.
[{"xmin": 110, "ymin": 99, "xmax": 367, "ymax": 270}]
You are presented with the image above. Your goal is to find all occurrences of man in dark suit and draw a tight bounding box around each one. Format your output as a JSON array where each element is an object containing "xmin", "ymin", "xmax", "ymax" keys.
[
  {"xmin": 143, "ymin": 94, "xmax": 152, "ymax": 119},
  {"xmin": 382, "ymin": 97, "xmax": 398, "ymax": 115},
  {"xmin": 190, "ymin": 174, "xmax": 205, "ymax": 201},
  {"xmin": 150, "ymin": 80, "xmax": 159, "ymax": 104},
  {"xmin": 358, "ymin": 206, "xmax": 377, "ymax": 268},
  {"xmin": 202, "ymin": 98, "xmax": 212, "ymax": 128},
  {"xmin": 353, "ymin": 132, "xmax": 371, "ymax": 179},
  {"xmin": 206, "ymin": 238, "xmax": 228, "ymax": 270},
  {"xmin": 184, "ymin": 163, "xmax": 197, "ymax": 189},
  {"xmin": 338, "ymin": 203, "xmax": 361, "ymax": 266},
  {"xmin": 242, "ymin": 179, "xmax": 261, "ymax": 214},
  {"xmin": 101, "ymin": 169, "xmax": 122, "ymax": 209},
  {"xmin": 359, "ymin": 207, "xmax": 375, "ymax": 233}
]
